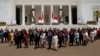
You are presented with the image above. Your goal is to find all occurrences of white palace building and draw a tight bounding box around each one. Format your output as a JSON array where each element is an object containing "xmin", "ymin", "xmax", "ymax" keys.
[{"xmin": 0, "ymin": 0, "xmax": 100, "ymax": 29}]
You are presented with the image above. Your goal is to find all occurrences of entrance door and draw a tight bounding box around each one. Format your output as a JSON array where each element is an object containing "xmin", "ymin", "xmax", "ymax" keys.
[
  {"xmin": 25, "ymin": 5, "xmax": 32, "ymax": 25},
  {"xmin": 16, "ymin": 8, "xmax": 20, "ymax": 25},
  {"xmin": 72, "ymin": 6, "xmax": 77, "ymax": 24},
  {"xmin": 16, "ymin": 5, "xmax": 22, "ymax": 25},
  {"xmin": 94, "ymin": 11, "xmax": 99, "ymax": 22},
  {"xmin": 94, "ymin": 10, "xmax": 100, "ymax": 24},
  {"xmin": 62, "ymin": 5, "xmax": 69, "ymax": 24},
  {"xmin": 35, "ymin": 5, "xmax": 41, "ymax": 25}
]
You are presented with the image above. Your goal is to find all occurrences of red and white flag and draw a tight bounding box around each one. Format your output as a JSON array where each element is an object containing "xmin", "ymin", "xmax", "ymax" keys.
[
  {"xmin": 52, "ymin": 12, "xmax": 58, "ymax": 23},
  {"xmin": 38, "ymin": 12, "xmax": 44, "ymax": 23}
]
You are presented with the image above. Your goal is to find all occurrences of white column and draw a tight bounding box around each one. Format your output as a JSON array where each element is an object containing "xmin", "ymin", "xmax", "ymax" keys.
[
  {"xmin": 41, "ymin": 5, "xmax": 44, "ymax": 24},
  {"xmin": 50, "ymin": 5, "xmax": 53, "ymax": 25},
  {"xmin": 60, "ymin": 5, "xmax": 62, "ymax": 18},
  {"xmin": 77, "ymin": 2, "xmax": 83, "ymax": 24},
  {"xmin": 12, "ymin": 5, "xmax": 16, "ymax": 24},
  {"xmin": 22, "ymin": 5, "xmax": 25, "ymax": 25},
  {"xmin": 69, "ymin": 5, "xmax": 72, "ymax": 25},
  {"xmin": 31, "ymin": 5, "xmax": 35, "ymax": 25},
  {"xmin": 11, "ymin": 0, "xmax": 16, "ymax": 25},
  {"xmin": 60, "ymin": 5, "xmax": 63, "ymax": 24}
]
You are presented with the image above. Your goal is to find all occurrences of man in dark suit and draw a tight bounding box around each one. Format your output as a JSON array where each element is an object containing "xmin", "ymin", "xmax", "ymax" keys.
[
  {"xmin": 16, "ymin": 30, "xmax": 24, "ymax": 49},
  {"xmin": 33, "ymin": 29, "xmax": 40, "ymax": 49},
  {"xmin": 4, "ymin": 29, "xmax": 9, "ymax": 43},
  {"xmin": 47, "ymin": 30, "xmax": 53, "ymax": 50}
]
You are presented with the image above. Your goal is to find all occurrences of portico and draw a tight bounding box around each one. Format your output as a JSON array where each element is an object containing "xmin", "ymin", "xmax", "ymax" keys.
[
  {"xmin": 15, "ymin": 4, "xmax": 78, "ymax": 25},
  {"xmin": 0, "ymin": 0, "xmax": 100, "ymax": 25}
]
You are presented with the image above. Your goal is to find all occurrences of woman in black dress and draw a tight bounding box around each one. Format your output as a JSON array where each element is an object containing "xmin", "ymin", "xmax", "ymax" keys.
[{"xmin": 69, "ymin": 29, "xmax": 74, "ymax": 46}]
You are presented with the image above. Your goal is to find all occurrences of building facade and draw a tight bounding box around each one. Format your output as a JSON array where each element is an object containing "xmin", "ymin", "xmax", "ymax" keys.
[{"xmin": 0, "ymin": 0, "xmax": 100, "ymax": 25}]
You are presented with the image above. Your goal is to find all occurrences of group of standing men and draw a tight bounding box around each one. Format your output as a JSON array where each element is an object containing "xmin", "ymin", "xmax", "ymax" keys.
[{"xmin": 0, "ymin": 27, "xmax": 100, "ymax": 51}]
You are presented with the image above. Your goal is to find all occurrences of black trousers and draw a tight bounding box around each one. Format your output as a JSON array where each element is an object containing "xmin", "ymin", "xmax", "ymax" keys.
[
  {"xmin": 69, "ymin": 38, "xmax": 74, "ymax": 46},
  {"xmin": 48, "ymin": 40, "xmax": 52, "ymax": 49},
  {"xmin": 1, "ymin": 37, "xmax": 4, "ymax": 43},
  {"xmin": 5, "ymin": 37, "xmax": 9, "ymax": 43},
  {"xmin": 35, "ymin": 40, "xmax": 40, "ymax": 48},
  {"xmin": 15, "ymin": 39, "xmax": 17, "ymax": 45},
  {"xmin": 59, "ymin": 39, "xmax": 63, "ymax": 48},
  {"xmin": 30, "ymin": 38, "xmax": 33, "ymax": 45},
  {"xmin": 79, "ymin": 38, "xmax": 83, "ymax": 45},
  {"xmin": 16, "ymin": 40, "xmax": 22, "ymax": 48}
]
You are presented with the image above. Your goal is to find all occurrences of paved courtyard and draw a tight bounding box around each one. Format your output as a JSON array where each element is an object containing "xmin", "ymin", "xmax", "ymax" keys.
[{"xmin": 0, "ymin": 40, "xmax": 100, "ymax": 56}]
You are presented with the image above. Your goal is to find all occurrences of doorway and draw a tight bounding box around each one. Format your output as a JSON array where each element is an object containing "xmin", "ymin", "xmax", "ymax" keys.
[
  {"xmin": 25, "ymin": 5, "xmax": 32, "ymax": 25},
  {"xmin": 71, "ymin": 6, "xmax": 77, "ymax": 24},
  {"xmin": 62, "ymin": 5, "xmax": 69, "ymax": 24},
  {"xmin": 94, "ymin": 10, "xmax": 100, "ymax": 23},
  {"xmin": 44, "ymin": 5, "xmax": 51, "ymax": 25},
  {"xmin": 16, "ymin": 5, "xmax": 22, "ymax": 25}
]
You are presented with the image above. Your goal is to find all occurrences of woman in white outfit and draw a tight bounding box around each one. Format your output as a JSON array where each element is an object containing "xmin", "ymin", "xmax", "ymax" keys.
[
  {"xmin": 90, "ymin": 30, "xmax": 95, "ymax": 42},
  {"xmin": 53, "ymin": 33, "xmax": 58, "ymax": 51},
  {"xmin": 94, "ymin": 29, "xmax": 97, "ymax": 40},
  {"xmin": 40, "ymin": 32, "xmax": 46, "ymax": 48},
  {"xmin": 83, "ymin": 30, "xmax": 89, "ymax": 46}
]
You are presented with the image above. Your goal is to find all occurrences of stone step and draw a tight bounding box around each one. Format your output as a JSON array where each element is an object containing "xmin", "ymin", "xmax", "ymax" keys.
[{"xmin": 0, "ymin": 25, "xmax": 100, "ymax": 31}]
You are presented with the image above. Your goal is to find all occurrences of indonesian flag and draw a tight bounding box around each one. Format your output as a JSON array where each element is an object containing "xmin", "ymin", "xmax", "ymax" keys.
[
  {"xmin": 38, "ymin": 12, "xmax": 44, "ymax": 23},
  {"xmin": 52, "ymin": 12, "xmax": 58, "ymax": 23}
]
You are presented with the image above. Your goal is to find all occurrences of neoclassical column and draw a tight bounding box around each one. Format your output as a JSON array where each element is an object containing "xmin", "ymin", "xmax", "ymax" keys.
[
  {"xmin": 60, "ymin": 5, "xmax": 63, "ymax": 24},
  {"xmin": 10, "ymin": 0, "xmax": 16, "ymax": 25},
  {"xmin": 69, "ymin": 5, "xmax": 72, "ymax": 25},
  {"xmin": 12, "ymin": 4, "xmax": 16, "ymax": 25},
  {"xmin": 50, "ymin": 5, "xmax": 53, "ymax": 25},
  {"xmin": 22, "ymin": 5, "xmax": 25, "ymax": 25},
  {"xmin": 41, "ymin": 5, "xmax": 44, "ymax": 24},
  {"xmin": 31, "ymin": 5, "xmax": 35, "ymax": 25}
]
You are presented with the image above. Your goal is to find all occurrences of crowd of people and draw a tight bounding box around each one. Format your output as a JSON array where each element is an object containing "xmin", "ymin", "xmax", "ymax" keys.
[{"xmin": 0, "ymin": 27, "xmax": 100, "ymax": 51}]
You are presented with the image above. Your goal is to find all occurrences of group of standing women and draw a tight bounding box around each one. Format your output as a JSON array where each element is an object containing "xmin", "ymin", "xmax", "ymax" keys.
[{"xmin": 0, "ymin": 27, "xmax": 100, "ymax": 51}]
